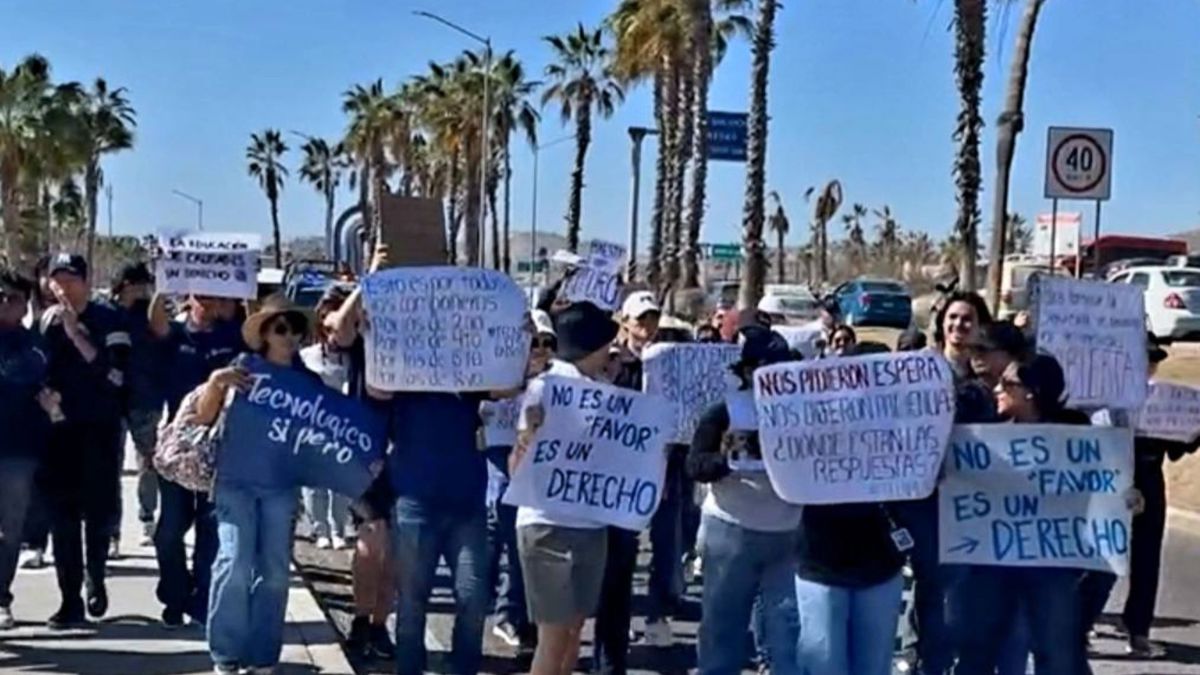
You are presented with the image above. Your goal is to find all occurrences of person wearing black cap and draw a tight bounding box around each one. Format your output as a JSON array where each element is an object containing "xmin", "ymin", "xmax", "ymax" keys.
[
  {"xmin": 687, "ymin": 325, "xmax": 803, "ymax": 675},
  {"xmin": 110, "ymin": 262, "xmax": 162, "ymax": 552},
  {"xmin": 512, "ymin": 301, "xmax": 620, "ymax": 675},
  {"xmin": 38, "ymin": 252, "xmax": 132, "ymax": 628},
  {"xmin": 0, "ymin": 266, "xmax": 56, "ymax": 630}
]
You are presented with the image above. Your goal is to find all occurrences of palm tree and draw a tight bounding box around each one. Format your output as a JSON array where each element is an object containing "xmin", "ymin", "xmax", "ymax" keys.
[
  {"xmin": 1005, "ymin": 212, "xmax": 1033, "ymax": 254},
  {"xmin": 343, "ymin": 81, "xmax": 403, "ymax": 246},
  {"xmin": 246, "ymin": 129, "xmax": 289, "ymax": 268},
  {"xmin": 542, "ymin": 23, "xmax": 625, "ymax": 252},
  {"xmin": 297, "ymin": 137, "xmax": 349, "ymax": 259},
  {"xmin": 78, "ymin": 78, "xmax": 135, "ymax": 264},
  {"xmin": 842, "ymin": 203, "xmax": 868, "ymax": 276},
  {"xmin": 873, "ymin": 204, "xmax": 901, "ymax": 274},
  {"xmin": 985, "ymin": 0, "xmax": 1048, "ymax": 309},
  {"xmin": 951, "ymin": 0, "xmax": 986, "ymax": 290},
  {"xmin": 767, "ymin": 190, "xmax": 789, "ymax": 283},
  {"xmin": 736, "ymin": 0, "xmax": 779, "ymax": 310},
  {"xmin": 805, "ymin": 179, "xmax": 843, "ymax": 287},
  {"xmin": 487, "ymin": 52, "xmax": 539, "ymax": 273}
]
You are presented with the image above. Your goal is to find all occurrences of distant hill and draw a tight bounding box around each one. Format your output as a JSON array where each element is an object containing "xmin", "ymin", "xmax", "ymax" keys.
[{"xmin": 1170, "ymin": 228, "xmax": 1200, "ymax": 252}]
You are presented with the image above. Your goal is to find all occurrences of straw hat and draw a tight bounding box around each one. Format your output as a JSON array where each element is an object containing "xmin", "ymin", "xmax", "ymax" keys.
[{"xmin": 241, "ymin": 294, "xmax": 314, "ymax": 352}]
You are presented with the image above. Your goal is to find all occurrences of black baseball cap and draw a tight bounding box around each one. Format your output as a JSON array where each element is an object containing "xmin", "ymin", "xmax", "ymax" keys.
[{"xmin": 48, "ymin": 253, "xmax": 88, "ymax": 280}]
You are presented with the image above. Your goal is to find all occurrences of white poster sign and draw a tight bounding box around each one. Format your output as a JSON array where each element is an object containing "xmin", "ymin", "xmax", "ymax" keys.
[
  {"xmin": 156, "ymin": 231, "xmax": 262, "ymax": 300},
  {"xmin": 752, "ymin": 351, "xmax": 957, "ymax": 504},
  {"xmin": 361, "ymin": 266, "xmax": 529, "ymax": 392},
  {"xmin": 561, "ymin": 240, "xmax": 626, "ymax": 311},
  {"xmin": 481, "ymin": 398, "xmax": 520, "ymax": 448},
  {"xmin": 643, "ymin": 343, "xmax": 742, "ymax": 444},
  {"xmin": 503, "ymin": 376, "xmax": 669, "ymax": 530},
  {"xmin": 1032, "ymin": 212, "xmax": 1082, "ymax": 258},
  {"xmin": 1032, "ymin": 275, "xmax": 1147, "ymax": 409},
  {"xmin": 939, "ymin": 424, "xmax": 1134, "ymax": 574},
  {"xmin": 1136, "ymin": 381, "xmax": 1200, "ymax": 443}
]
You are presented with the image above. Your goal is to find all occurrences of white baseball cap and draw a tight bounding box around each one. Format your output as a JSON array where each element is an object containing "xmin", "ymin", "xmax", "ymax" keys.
[
  {"xmin": 531, "ymin": 309, "xmax": 556, "ymax": 337},
  {"xmin": 621, "ymin": 291, "xmax": 661, "ymax": 319}
]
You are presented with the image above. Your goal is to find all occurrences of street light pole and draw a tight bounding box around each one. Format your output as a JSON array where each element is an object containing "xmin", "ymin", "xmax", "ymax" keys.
[
  {"xmin": 172, "ymin": 189, "xmax": 203, "ymax": 231},
  {"xmin": 529, "ymin": 134, "xmax": 576, "ymax": 289},
  {"xmin": 626, "ymin": 127, "xmax": 658, "ymax": 282},
  {"xmin": 414, "ymin": 10, "xmax": 492, "ymax": 268}
]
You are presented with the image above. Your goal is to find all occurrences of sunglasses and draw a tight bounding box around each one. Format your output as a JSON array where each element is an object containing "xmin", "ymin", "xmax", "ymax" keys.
[
  {"xmin": 532, "ymin": 337, "xmax": 557, "ymax": 350},
  {"xmin": 266, "ymin": 316, "xmax": 304, "ymax": 337}
]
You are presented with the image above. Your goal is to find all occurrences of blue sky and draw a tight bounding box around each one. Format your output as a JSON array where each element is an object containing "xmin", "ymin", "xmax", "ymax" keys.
[{"xmin": 3, "ymin": 0, "xmax": 1199, "ymax": 254}]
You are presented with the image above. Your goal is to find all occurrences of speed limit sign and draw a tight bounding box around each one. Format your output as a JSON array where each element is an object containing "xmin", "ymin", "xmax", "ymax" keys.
[{"xmin": 1044, "ymin": 127, "xmax": 1114, "ymax": 201}]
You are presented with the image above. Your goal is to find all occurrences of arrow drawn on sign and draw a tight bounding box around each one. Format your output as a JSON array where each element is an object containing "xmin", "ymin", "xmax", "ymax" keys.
[{"xmin": 948, "ymin": 537, "xmax": 980, "ymax": 555}]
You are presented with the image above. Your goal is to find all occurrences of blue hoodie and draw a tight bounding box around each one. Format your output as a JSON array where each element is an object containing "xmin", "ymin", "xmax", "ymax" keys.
[{"xmin": 0, "ymin": 326, "xmax": 50, "ymax": 460}]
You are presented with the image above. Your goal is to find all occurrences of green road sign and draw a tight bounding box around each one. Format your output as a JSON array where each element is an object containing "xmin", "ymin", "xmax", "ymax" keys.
[{"xmin": 708, "ymin": 244, "xmax": 742, "ymax": 261}]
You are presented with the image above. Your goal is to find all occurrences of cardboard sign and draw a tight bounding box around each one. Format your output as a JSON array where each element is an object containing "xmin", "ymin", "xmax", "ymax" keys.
[
  {"xmin": 753, "ymin": 351, "xmax": 956, "ymax": 504},
  {"xmin": 561, "ymin": 240, "xmax": 626, "ymax": 311},
  {"xmin": 361, "ymin": 266, "xmax": 529, "ymax": 391},
  {"xmin": 1032, "ymin": 275, "xmax": 1147, "ymax": 409},
  {"xmin": 939, "ymin": 424, "xmax": 1134, "ymax": 574},
  {"xmin": 156, "ymin": 231, "xmax": 261, "ymax": 300},
  {"xmin": 643, "ymin": 343, "xmax": 742, "ymax": 443},
  {"xmin": 503, "ymin": 376, "xmax": 670, "ymax": 530},
  {"xmin": 1136, "ymin": 381, "xmax": 1200, "ymax": 443},
  {"xmin": 481, "ymin": 398, "xmax": 520, "ymax": 448},
  {"xmin": 218, "ymin": 355, "xmax": 387, "ymax": 498},
  {"xmin": 378, "ymin": 194, "xmax": 448, "ymax": 267}
]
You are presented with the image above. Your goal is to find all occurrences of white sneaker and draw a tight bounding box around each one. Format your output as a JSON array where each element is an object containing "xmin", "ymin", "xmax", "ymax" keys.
[
  {"xmin": 212, "ymin": 666, "xmax": 239, "ymax": 675},
  {"xmin": 315, "ymin": 536, "xmax": 332, "ymax": 550},
  {"xmin": 643, "ymin": 618, "xmax": 673, "ymax": 647},
  {"xmin": 0, "ymin": 606, "xmax": 14, "ymax": 630},
  {"xmin": 108, "ymin": 538, "xmax": 121, "ymax": 560},
  {"xmin": 20, "ymin": 549, "xmax": 47, "ymax": 570},
  {"xmin": 140, "ymin": 522, "xmax": 155, "ymax": 547},
  {"xmin": 331, "ymin": 535, "xmax": 349, "ymax": 550}
]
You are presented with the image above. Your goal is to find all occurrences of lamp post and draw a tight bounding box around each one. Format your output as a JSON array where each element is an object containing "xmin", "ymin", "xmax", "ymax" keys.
[
  {"xmin": 529, "ymin": 134, "xmax": 576, "ymax": 289},
  {"xmin": 172, "ymin": 189, "xmax": 203, "ymax": 231},
  {"xmin": 414, "ymin": 10, "xmax": 492, "ymax": 268},
  {"xmin": 626, "ymin": 126, "xmax": 658, "ymax": 281}
]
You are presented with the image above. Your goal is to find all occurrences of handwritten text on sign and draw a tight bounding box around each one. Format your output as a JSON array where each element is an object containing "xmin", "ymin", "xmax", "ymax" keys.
[
  {"xmin": 218, "ymin": 356, "xmax": 387, "ymax": 498},
  {"xmin": 503, "ymin": 376, "xmax": 669, "ymax": 530},
  {"xmin": 361, "ymin": 267, "xmax": 529, "ymax": 391},
  {"xmin": 156, "ymin": 231, "xmax": 261, "ymax": 300},
  {"xmin": 481, "ymin": 398, "xmax": 520, "ymax": 448},
  {"xmin": 753, "ymin": 352, "xmax": 956, "ymax": 504},
  {"xmin": 939, "ymin": 424, "xmax": 1134, "ymax": 575},
  {"xmin": 1137, "ymin": 381, "xmax": 1200, "ymax": 443},
  {"xmin": 643, "ymin": 343, "xmax": 741, "ymax": 444},
  {"xmin": 562, "ymin": 240, "xmax": 626, "ymax": 311},
  {"xmin": 1033, "ymin": 275, "xmax": 1147, "ymax": 409}
]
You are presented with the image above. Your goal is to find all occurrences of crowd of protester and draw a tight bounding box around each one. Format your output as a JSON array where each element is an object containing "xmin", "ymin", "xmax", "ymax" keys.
[{"xmin": 0, "ymin": 246, "xmax": 1193, "ymax": 675}]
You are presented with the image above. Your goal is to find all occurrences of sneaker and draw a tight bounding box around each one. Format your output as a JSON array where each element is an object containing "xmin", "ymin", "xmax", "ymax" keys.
[
  {"xmin": 369, "ymin": 624, "xmax": 395, "ymax": 660},
  {"xmin": 0, "ymin": 605, "xmax": 14, "ymax": 630},
  {"xmin": 643, "ymin": 618, "xmax": 674, "ymax": 647},
  {"xmin": 315, "ymin": 536, "xmax": 332, "ymax": 550},
  {"xmin": 346, "ymin": 616, "xmax": 371, "ymax": 658},
  {"xmin": 86, "ymin": 580, "xmax": 108, "ymax": 619},
  {"xmin": 331, "ymin": 535, "xmax": 350, "ymax": 550},
  {"xmin": 140, "ymin": 521, "xmax": 155, "ymax": 547},
  {"xmin": 212, "ymin": 666, "xmax": 239, "ymax": 675},
  {"xmin": 493, "ymin": 620, "xmax": 521, "ymax": 648},
  {"xmin": 108, "ymin": 537, "xmax": 121, "ymax": 560},
  {"xmin": 47, "ymin": 605, "xmax": 86, "ymax": 630},
  {"xmin": 162, "ymin": 608, "xmax": 185, "ymax": 630},
  {"xmin": 20, "ymin": 549, "xmax": 47, "ymax": 570},
  {"xmin": 1127, "ymin": 636, "xmax": 1167, "ymax": 658}
]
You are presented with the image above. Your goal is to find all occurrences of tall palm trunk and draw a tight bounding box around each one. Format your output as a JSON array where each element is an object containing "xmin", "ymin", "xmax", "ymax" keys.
[
  {"xmin": 818, "ymin": 218, "xmax": 829, "ymax": 284},
  {"xmin": 775, "ymin": 227, "xmax": 786, "ymax": 284},
  {"xmin": 737, "ymin": 0, "xmax": 777, "ymax": 311},
  {"xmin": 986, "ymin": 0, "xmax": 1046, "ymax": 310},
  {"xmin": 683, "ymin": 0, "xmax": 713, "ymax": 290},
  {"xmin": 488, "ymin": 173, "xmax": 501, "ymax": 270},
  {"xmin": 370, "ymin": 145, "xmax": 387, "ymax": 247},
  {"xmin": 565, "ymin": 97, "xmax": 592, "ymax": 253},
  {"xmin": 84, "ymin": 160, "xmax": 100, "ymax": 263},
  {"xmin": 269, "ymin": 187, "xmax": 283, "ymax": 268},
  {"xmin": 661, "ymin": 62, "xmax": 684, "ymax": 292},
  {"xmin": 502, "ymin": 140, "xmax": 513, "ymax": 273},
  {"xmin": 324, "ymin": 181, "xmax": 336, "ymax": 260},
  {"xmin": 462, "ymin": 134, "xmax": 482, "ymax": 265},
  {"xmin": 952, "ymin": 0, "xmax": 986, "ymax": 292},
  {"xmin": 357, "ymin": 160, "xmax": 372, "ymax": 255},
  {"xmin": 446, "ymin": 147, "xmax": 461, "ymax": 264},
  {"xmin": 647, "ymin": 73, "xmax": 668, "ymax": 292}
]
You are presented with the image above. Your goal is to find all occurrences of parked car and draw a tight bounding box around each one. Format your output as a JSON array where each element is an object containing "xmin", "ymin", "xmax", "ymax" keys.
[
  {"xmin": 998, "ymin": 263, "xmax": 1068, "ymax": 319},
  {"xmin": 1166, "ymin": 254, "xmax": 1200, "ymax": 268},
  {"xmin": 758, "ymin": 287, "xmax": 820, "ymax": 325},
  {"xmin": 833, "ymin": 279, "xmax": 913, "ymax": 328},
  {"xmin": 1102, "ymin": 257, "xmax": 1162, "ymax": 280},
  {"xmin": 1110, "ymin": 266, "xmax": 1200, "ymax": 341}
]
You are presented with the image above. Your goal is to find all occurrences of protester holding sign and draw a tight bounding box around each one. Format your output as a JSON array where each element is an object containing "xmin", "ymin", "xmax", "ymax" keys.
[
  {"xmin": 481, "ymin": 309, "xmax": 557, "ymax": 652},
  {"xmin": 686, "ymin": 324, "xmax": 802, "ymax": 675},
  {"xmin": 148, "ymin": 290, "xmax": 243, "ymax": 629},
  {"xmin": 510, "ymin": 301, "xmax": 619, "ymax": 675},
  {"xmin": 197, "ymin": 296, "xmax": 316, "ymax": 675},
  {"xmin": 951, "ymin": 354, "xmax": 1097, "ymax": 675}
]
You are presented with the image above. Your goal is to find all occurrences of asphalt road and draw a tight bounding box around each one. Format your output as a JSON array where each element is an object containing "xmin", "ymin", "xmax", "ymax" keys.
[{"xmin": 296, "ymin": 513, "xmax": 1200, "ymax": 675}]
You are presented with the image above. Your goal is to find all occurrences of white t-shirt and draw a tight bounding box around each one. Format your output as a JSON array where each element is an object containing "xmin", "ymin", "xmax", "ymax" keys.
[
  {"xmin": 515, "ymin": 359, "xmax": 607, "ymax": 530},
  {"xmin": 300, "ymin": 344, "xmax": 350, "ymax": 394}
]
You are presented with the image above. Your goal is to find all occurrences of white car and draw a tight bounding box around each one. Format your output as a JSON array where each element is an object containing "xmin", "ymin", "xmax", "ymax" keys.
[
  {"xmin": 758, "ymin": 287, "xmax": 820, "ymax": 325},
  {"xmin": 1109, "ymin": 266, "xmax": 1200, "ymax": 341}
]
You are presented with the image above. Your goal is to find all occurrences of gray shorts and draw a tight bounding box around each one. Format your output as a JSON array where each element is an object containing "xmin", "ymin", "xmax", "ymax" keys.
[{"xmin": 517, "ymin": 524, "xmax": 608, "ymax": 625}]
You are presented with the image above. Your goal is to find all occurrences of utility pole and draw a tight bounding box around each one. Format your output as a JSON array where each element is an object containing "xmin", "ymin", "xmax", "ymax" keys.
[{"xmin": 626, "ymin": 126, "xmax": 658, "ymax": 282}]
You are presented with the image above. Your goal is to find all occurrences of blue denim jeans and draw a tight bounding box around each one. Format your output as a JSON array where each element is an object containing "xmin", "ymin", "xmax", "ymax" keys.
[
  {"xmin": 0, "ymin": 458, "xmax": 37, "ymax": 608},
  {"xmin": 698, "ymin": 514, "xmax": 800, "ymax": 675},
  {"xmin": 893, "ymin": 496, "xmax": 960, "ymax": 675},
  {"xmin": 950, "ymin": 566, "xmax": 1088, "ymax": 675},
  {"xmin": 207, "ymin": 483, "xmax": 298, "ymax": 670},
  {"xmin": 647, "ymin": 445, "xmax": 687, "ymax": 622},
  {"xmin": 795, "ymin": 572, "xmax": 904, "ymax": 675},
  {"xmin": 484, "ymin": 447, "xmax": 527, "ymax": 630},
  {"xmin": 302, "ymin": 487, "xmax": 350, "ymax": 539},
  {"xmin": 392, "ymin": 498, "xmax": 489, "ymax": 675},
  {"xmin": 155, "ymin": 477, "xmax": 217, "ymax": 622}
]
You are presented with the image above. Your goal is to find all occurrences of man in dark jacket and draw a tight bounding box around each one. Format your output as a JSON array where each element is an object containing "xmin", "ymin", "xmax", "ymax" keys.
[
  {"xmin": 39, "ymin": 253, "xmax": 130, "ymax": 628},
  {"xmin": 0, "ymin": 267, "xmax": 54, "ymax": 630}
]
